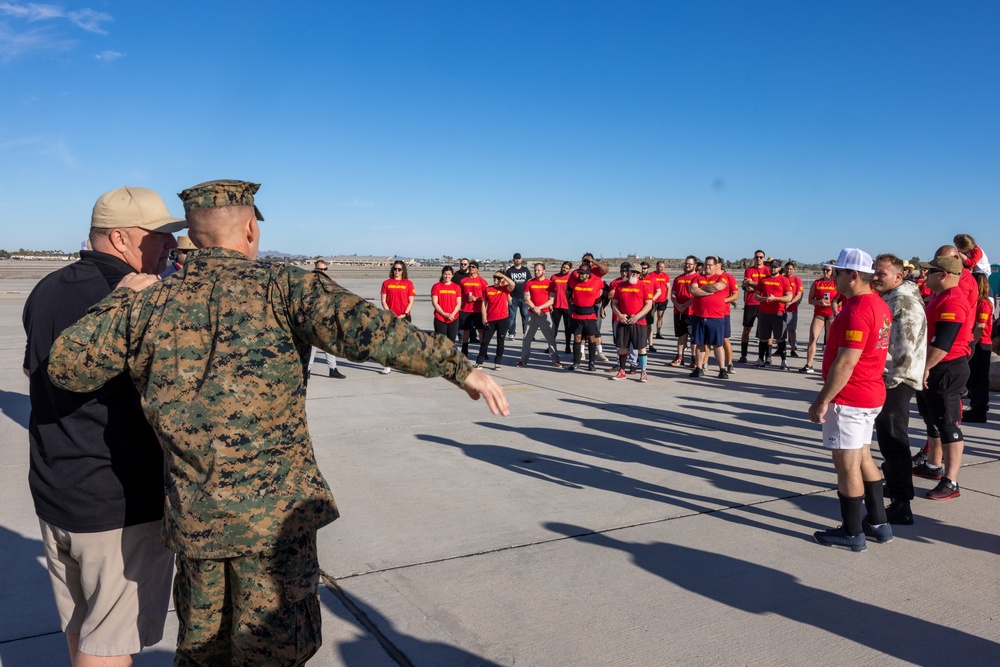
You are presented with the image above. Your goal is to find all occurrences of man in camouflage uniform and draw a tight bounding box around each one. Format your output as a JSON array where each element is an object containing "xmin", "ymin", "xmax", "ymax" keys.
[{"xmin": 48, "ymin": 180, "xmax": 509, "ymax": 666}]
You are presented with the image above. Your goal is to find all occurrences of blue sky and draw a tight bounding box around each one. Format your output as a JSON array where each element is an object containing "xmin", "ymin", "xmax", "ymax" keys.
[{"xmin": 1, "ymin": 1, "xmax": 997, "ymax": 263}]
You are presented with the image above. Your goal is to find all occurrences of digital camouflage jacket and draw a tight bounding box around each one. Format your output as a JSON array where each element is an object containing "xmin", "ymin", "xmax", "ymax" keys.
[{"xmin": 48, "ymin": 247, "xmax": 473, "ymax": 558}]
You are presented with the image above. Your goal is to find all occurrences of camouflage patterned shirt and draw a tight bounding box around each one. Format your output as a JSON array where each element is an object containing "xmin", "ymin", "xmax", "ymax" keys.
[
  {"xmin": 882, "ymin": 279, "xmax": 927, "ymax": 390},
  {"xmin": 48, "ymin": 247, "xmax": 473, "ymax": 558}
]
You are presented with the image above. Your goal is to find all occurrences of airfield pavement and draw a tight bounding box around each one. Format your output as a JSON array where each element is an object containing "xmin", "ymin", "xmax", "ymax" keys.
[{"xmin": 1, "ymin": 270, "xmax": 999, "ymax": 666}]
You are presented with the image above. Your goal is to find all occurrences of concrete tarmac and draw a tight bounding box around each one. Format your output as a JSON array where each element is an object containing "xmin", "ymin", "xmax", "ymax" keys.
[{"xmin": 1, "ymin": 275, "xmax": 998, "ymax": 666}]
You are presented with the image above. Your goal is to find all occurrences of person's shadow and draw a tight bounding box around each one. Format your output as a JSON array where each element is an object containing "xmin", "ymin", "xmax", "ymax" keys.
[
  {"xmin": 0, "ymin": 389, "xmax": 30, "ymax": 429},
  {"xmin": 545, "ymin": 522, "xmax": 1000, "ymax": 665}
]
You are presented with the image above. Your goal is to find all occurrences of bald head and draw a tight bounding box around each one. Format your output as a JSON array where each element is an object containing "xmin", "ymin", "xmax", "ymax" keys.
[
  {"xmin": 934, "ymin": 245, "xmax": 959, "ymax": 259},
  {"xmin": 187, "ymin": 205, "xmax": 259, "ymax": 258}
]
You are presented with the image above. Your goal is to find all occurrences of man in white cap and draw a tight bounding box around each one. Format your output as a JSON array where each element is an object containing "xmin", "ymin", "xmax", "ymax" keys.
[
  {"xmin": 22, "ymin": 186, "xmax": 182, "ymax": 665},
  {"xmin": 808, "ymin": 248, "xmax": 893, "ymax": 552}
]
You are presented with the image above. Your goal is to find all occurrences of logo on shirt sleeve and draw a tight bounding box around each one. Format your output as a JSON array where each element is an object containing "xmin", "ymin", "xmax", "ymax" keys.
[
  {"xmin": 845, "ymin": 330, "xmax": 863, "ymax": 342},
  {"xmin": 939, "ymin": 312, "xmax": 956, "ymax": 321}
]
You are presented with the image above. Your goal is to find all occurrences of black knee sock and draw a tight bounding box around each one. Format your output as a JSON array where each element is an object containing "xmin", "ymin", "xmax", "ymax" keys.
[
  {"xmin": 838, "ymin": 492, "xmax": 864, "ymax": 536},
  {"xmin": 740, "ymin": 340, "xmax": 748, "ymax": 358},
  {"xmin": 462, "ymin": 342, "xmax": 469, "ymax": 356},
  {"xmin": 757, "ymin": 341, "xmax": 768, "ymax": 361},
  {"xmin": 864, "ymin": 480, "xmax": 887, "ymax": 525},
  {"xmin": 777, "ymin": 341, "xmax": 787, "ymax": 361},
  {"xmin": 574, "ymin": 343, "xmax": 582, "ymax": 365},
  {"xmin": 619, "ymin": 354, "xmax": 627, "ymax": 370},
  {"xmin": 588, "ymin": 342, "xmax": 597, "ymax": 363}
]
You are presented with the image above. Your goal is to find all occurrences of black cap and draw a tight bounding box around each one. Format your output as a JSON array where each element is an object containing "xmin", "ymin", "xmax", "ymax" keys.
[
  {"xmin": 469, "ymin": 261, "xmax": 479, "ymax": 269},
  {"xmin": 577, "ymin": 264, "xmax": 592, "ymax": 274},
  {"xmin": 620, "ymin": 262, "xmax": 632, "ymax": 271},
  {"xmin": 513, "ymin": 252, "xmax": 522, "ymax": 260}
]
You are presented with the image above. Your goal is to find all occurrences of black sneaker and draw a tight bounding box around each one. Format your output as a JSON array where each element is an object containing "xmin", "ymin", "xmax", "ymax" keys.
[
  {"xmin": 813, "ymin": 526, "xmax": 866, "ymax": 552},
  {"xmin": 737, "ymin": 356, "xmax": 748, "ymax": 364},
  {"xmin": 566, "ymin": 364, "xmax": 576, "ymax": 371},
  {"xmin": 861, "ymin": 518, "xmax": 893, "ymax": 543},
  {"xmin": 655, "ymin": 332, "xmax": 664, "ymax": 340},
  {"xmin": 799, "ymin": 365, "xmax": 815, "ymax": 374},
  {"xmin": 926, "ymin": 478, "xmax": 960, "ymax": 501},
  {"xmin": 911, "ymin": 449, "xmax": 928, "ymax": 466},
  {"xmin": 329, "ymin": 368, "xmax": 346, "ymax": 379},
  {"xmin": 912, "ymin": 462, "xmax": 944, "ymax": 480},
  {"xmin": 717, "ymin": 369, "xmax": 730, "ymax": 379},
  {"xmin": 884, "ymin": 499, "xmax": 913, "ymax": 526},
  {"xmin": 789, "ymin": 350, "xmax": 799, "ymax": 358},
  {"xmin": 588, "ymin": 362, "xmax": 596, "ymax": 372},
  {"xmin": 648, "ymin": 345, "xmax": 658, "ymax": 353},
  {"xmin": 726, "ymin": 363, "xmax": 735, "ymax": 373},
  {"xmin": 689, "ymin": 368, "xmax": 703, "ymax": 378}
]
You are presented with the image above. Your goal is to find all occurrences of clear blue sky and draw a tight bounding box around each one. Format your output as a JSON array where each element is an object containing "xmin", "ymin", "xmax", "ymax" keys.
[{"xmin": 1, "ymin": 1, "xmax": 997, "ymax": 263}]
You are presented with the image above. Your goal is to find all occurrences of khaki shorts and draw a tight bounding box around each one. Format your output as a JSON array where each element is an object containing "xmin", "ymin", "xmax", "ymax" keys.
[
  {"xmin": 821, "ymin": 404, "xmax": 882, "ymax": 450},
  {"xmin": 40, "ymin": 519, "xmax": 174, "ymax": 656}
]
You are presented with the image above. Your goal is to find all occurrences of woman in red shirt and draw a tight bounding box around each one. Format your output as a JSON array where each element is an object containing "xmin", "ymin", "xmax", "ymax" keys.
[
  {"xmin": 431, "ymin": 265, "xmax": 462, "ymax": 341},
  {"xmin": 476, "ymin": 272, "xmax": 515, "ymax": 369},
  {"xmin": 378, "ymin": 261, "xmax": 415, "ymax": 374},
  {"xmin": 800, "ymin": 265, "xmax": 839, "ymax": 374},
  {"xmin": 965, "ymin": 273, "xmax": 994, "ymax": 422}
]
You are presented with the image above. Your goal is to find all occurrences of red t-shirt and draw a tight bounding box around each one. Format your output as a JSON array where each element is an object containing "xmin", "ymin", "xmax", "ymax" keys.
[
  {"xmin": 963, "ymin": 246, "xmax": 984, "ymax": 270},
  {"xmin": 570, "ymin": 275, "xmax": 604, "ymax": 320},
  {"xmin": 483, "ymin": 284, "xmax": 512, "ymax": 322},
  {"xmin": 743, "ymin": 266, "xmax": 771, "ymax": 306},
  {"xmin": 672, "ymin": 272, "xmax": 697, "ymax": 314},
  {"xmin": 690, "ymin": 275, "xmax": 729, "ymax": 319},
  {"xmin": 525, "ymin": 277, "xmax": 554, "ymax": 313},
  {"xmin": 786, "ymin": 275, "xmax": 804, "ymax": 313},
  {"xmin": 756, "ymin": 274, "xmax": 791, "ymax": 315},
  {"xmin": 959, "ymin": 269, "xmax": 978, "ymax": 310},
  {"xmin": 976, "ymin": 297, "xmax": 994, "ymax": 345},
  {"xmin": 380, "ymin": 278, "xmax": 415, "ymax": 316},
  {"xmin": 721, "ymin": 272, "xmax": 739, "ymax": 314},
  {"xmin": 649, "ymin": 271, "xmax": 670, "ymax": 303},
  {"xmin": 915, "ymin": 277, "xmax": 932, "ymax": 301},
  {"xmin": 926, "ymin": 287, "xmax": 973, "ymax": 361},
  {"xmin": 614, "ymin": 280, "xmax": 654, "ymax": 325},
  {"xmin": 812, "ymin": 278, "xmax": 838, "ymax": 317},
  {"xmin": 431, "ymin": 281, "xmax": 462, "ymax": 322},
  {"xmin": 460, "ymin": 275, "xmax": 489, "ymax": 312},
  {"xmin": 607, "ymin": 277, "xmax": 625, "ymax": 322},
  {"xmin": 822, "ymin": 292, "xmax": 892, "ymax": 408},
  {"xmin": 550, "ymin": 273, "xmax": 571, "ymax": 309}
]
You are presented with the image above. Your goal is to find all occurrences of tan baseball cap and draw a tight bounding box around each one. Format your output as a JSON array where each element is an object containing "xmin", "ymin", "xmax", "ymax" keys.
[{"xmin": 91, "ymin": 186, "xmax": 186, "ymax": 233}]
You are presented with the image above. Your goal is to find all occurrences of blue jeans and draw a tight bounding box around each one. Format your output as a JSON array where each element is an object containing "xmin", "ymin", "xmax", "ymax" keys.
[{"xmin": 507, "ymin": 297, "xmax": 528, "ymax": 334}]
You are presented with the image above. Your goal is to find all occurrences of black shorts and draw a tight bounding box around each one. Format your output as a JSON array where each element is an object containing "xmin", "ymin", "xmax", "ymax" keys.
[
  {"xmin": 916, "ymin": 358, "xmax": 970, "ymax": 442},
  {"xmin": 756, "ymin": 313, "xmax": 786, "ymax": 341},
  {"xmin": 674, "ymin": 311, "xmax": 691, "ymax": 337},
  {"xmin": 742, "ymin": 305, "xmax": 760, "ymax": 328},
  {"xmin": 459, "ymin": 311, "xmax": 483, "ymax": 331},
  {"xmin": 614, "ymin": 322, "xmax": 648, "ymax": 350},
  {"xmin": 654, "ymin": 301, "xmax": 669, "ymax": 312},
  {"xmin": 573, "ymin": 318, "xmax": 600, "ymax": 338}
]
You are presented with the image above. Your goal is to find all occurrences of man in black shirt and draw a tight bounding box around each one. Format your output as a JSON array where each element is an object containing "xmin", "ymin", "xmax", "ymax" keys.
[
  {"xmin": 22, "ymin": 186, "xmax": 183, "ymax": 665},
  {"xmin": 505, "ymin": 252, "xmax": 531, "ymax": 340}
]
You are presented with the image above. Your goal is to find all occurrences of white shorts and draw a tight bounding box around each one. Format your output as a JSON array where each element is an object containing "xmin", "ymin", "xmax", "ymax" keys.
[
  {"xmin": 821, "ymin": 404, "xmax": 882, "ymax": 450},
  {"xmin": 40, "ymin": 519, "xmax": 174, "ymax": 656}
]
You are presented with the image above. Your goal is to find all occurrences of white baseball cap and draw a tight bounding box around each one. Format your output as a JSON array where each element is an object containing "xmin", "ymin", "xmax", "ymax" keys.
[{"xmin": 823, "ymin": 248, "xmax": 874, "ymax": 274}]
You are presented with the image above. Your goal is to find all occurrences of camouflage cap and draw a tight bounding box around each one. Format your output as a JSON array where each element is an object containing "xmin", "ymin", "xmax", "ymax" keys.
[{"xmin": 178, "ymin": 180, "xmax": 265, "ymax": 221}]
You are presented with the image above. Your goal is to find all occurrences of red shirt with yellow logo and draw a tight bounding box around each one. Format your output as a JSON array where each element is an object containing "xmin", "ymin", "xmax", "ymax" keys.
[
  {"xmin": 812, "ymin": 278, "xmax": 838, "ymax": 317},
  {"xmin": 431, "ymin": 281, "xmax": 462, "ymax": 322},
  {"xmin": 649, "ymin": 271, "xmax": 670, "ymax": 303},
  {"xmin": 525, "ymin": 277, "xmax": 554, "ymax": 313},
  {"xmin": 926, "ymin": 287, "xmax": 973, "ymax": 361},
  {"xmin": 822, "ymin": 292, "xmax": 892, "ymax": 408},
  {"xmin": 743, "ymin": 266, "xmax": 771, "ymax": 306},
  {"xmin": 569, "ymin": 275, "xmax": 604, "ymax": 320},
  {"xmin": 756, "ymin": 274, "xmax": 791, "ymax": 316},
  {"xmin": 614, "ymin": 280, "xmax": 654, "ymax": 325},
  {"xmin": 460, "ymin": 275, "xmax": 489, "ymax": 312},
  {"xmin": 380, "ymin": 278, "xmax": 415, "ymax": 316},
  {"xmin": 976, "ymin": 297, "xmax": 994, "ymax": 345},
  {"xmin": 672, "ymin": 272, "xmax": 697, "ymax": 314},
  {"xmin": 483, "ymin": 284, "xmax": 512, "ymax": 322},
  {"xmin": 690, "ymin": 275, "xmax": 729, "ymax": 319},
  {"xmin": 550, "ymin": 273, "xmax": 571, "ymax": 309}
]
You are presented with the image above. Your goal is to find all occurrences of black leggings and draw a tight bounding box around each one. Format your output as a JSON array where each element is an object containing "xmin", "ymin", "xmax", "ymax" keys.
[
  {"xmin": 551, "ymin": 308, "xmax": 572, "ymax": 348},
  {"xmin": 477, "ymin": 319, "xmax": 510, "ymax": 364},
  {"xmin": 433, "ymin": 318, "xmax": 459, "ymax": 340}
]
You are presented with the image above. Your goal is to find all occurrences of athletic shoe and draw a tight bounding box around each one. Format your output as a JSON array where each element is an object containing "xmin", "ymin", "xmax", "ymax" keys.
[
  {"xmin": 628, "ymin": 366, "xmax": 637, "ymax": 375},
  {"xmin": 754, "ymin": 360, "xmax": 766, "ymax": 368},
  {"xmin": 611, "ymin": 369, "xmax": 627, "ymax": 380},
  {"xmin": 726, "ymin": 364, "xmax": 735, "ymax": 373},
  {"xmin": 780, "ymin": 362, "xmax": 790, "ymax": 371},
  {"xmin": 552, "ymin": 361, "xmax": 563, "ymax": 368},
  {"xmin": 689, "ymin": 368, "xmax": 703, "ymax": 378},
  {"xmin": 638, "ymin": 371, "xmax": 648, "ymax": 383},
  {"xmin": 799, "ymin": 365, "xmax": 815, "ymax": 374},
  {"xmin": 911, "ymin": 449, "xmax": 928, "ymax": 466},
  {"xmin": 493, "ymin": 363, "xmax": 501, "ymax": 370},
  {"xmin": 718, "ymin": 369, "xmax": 730, "ymax": 379},
  {"xmin": 962, "ymin": 410, "xmax": 988, "ymax": 423},
  {"xmin": 813, "ymin": 526, "xmax": 866, "ymax": 552},
  {"xmin": 702, "ymin": 363, "xmax": 708, "ymax": 371},
  {"xmin": 588, "ymin": 362, "xmax": 596, "ymax": 372},
  {"xmin": 473, "ymin": 363, "xmax": 484, "ymax": 369},
  {"xmin": 789, "ymin": 350, "xmax": 800, "ymax": 358},
  {"xmin": 516, "ymin": 361, "xmax": 528, "ymax": 367},
  {"xmin": 884, "ymin": 500, "xmax": 913, "ymax": 526},
  {"xmin": 764, "ymin": 358, "xmax": 772, "ymax": 367},
  {"xmin": 912, "ymin": 462, "xmax": 944, "ymax": 480},
  {"xmin": 380, "ymin": 367, "xmax": 392, "ymax": 375},
  {"xmin": 506, "ymin": 333, "xmax": 515, "ymax": 341},
  {"xmin": 597, "ymin": 353, "xmax": 610, "ymax": 363},
  {"xmin": 861, "ymin": 518, "xmax": 893, "ymax": 543},
  {"xmin": 566, "ymin": 364, "xmax": 576, "ymax": 371},
  {"xmin": 655, "ymin": 333, "xmax": 664, "ymax": 340},
  {"xmin": 926, "ymin": 478, "xmax": 960, "ymax": 501},
  {"xmin": 330, "ymin": 369, "xmax": 346, "ymax": 379},
  {"xmin": 648, "ymin": 345, "xmax": 658, "ymax": 353},
  {"xmin": 669, "ymin": 357, "xmax": 683, "ymax": 367},
  {"xmin": 737, "ymin": 356, "xmax": 748, "ymax": 364}
]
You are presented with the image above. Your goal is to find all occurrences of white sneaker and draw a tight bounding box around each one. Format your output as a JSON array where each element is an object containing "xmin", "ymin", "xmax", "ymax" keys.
[{"xmin": 380, "ymin": 367, "xmax": 391, "ymax": 375}]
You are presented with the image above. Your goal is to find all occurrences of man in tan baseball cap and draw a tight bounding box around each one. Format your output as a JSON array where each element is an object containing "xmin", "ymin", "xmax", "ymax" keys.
[
  {"xmin": 160, "ymin": 235, "xmax": 198, "ymax": 279},
  {"xmin": 90, "ymin": 186, "xmax": 186, "ymax": 275}
]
